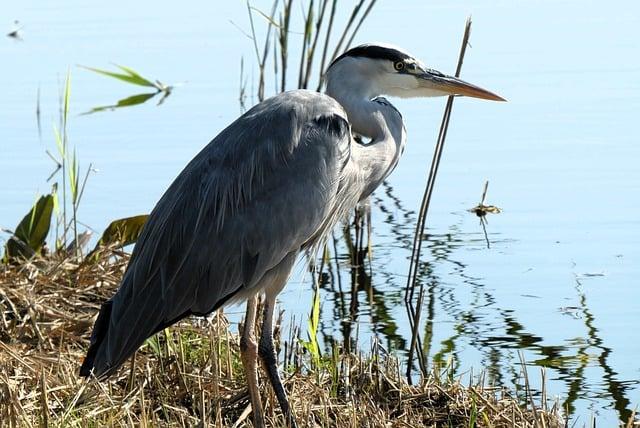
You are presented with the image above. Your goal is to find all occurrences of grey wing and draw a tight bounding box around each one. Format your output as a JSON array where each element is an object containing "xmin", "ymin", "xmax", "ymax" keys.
[{"xmin": 80, "ymin": 91, "xmax": 352, "ymax": 378}]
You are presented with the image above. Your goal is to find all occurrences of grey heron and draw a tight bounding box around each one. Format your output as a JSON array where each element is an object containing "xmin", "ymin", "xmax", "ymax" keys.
[{"xmin": 80, "ymin": 43, "xmax": 504, "ymax": 427}]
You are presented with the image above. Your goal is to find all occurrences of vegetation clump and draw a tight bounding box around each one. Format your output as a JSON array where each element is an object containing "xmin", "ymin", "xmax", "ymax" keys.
[{"xmin": 0, "ymin": 249, "xmax": 563, "ymax": 427}]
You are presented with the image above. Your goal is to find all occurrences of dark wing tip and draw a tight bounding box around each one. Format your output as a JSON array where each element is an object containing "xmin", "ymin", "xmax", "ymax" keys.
[
  {"xmin": 80, "ymin": 300, "xmax": 113, "ymax": 378},
  {"xmin": 79, "ymin": 361, "xmax": 92, "ymax": 377}
]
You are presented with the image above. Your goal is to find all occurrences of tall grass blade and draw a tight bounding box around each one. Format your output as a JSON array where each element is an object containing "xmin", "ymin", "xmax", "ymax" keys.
[
  {"xmin": 63, "ymin": 70, "xmax": 71, "ymax": 130},
  {"xmin": 300, "ymin": 277, "xmax": 322, "ymax": 369},
  {"xmin": 59, "ymin": 73, "xmax": 71, "ymax": 244},
  {"xmin": 53, "ymin": 125, "xmax": 64, "ymax": 158},
  {"xmin": 68, "ymin": 150, "xmax": 79, "ymax": 204}
]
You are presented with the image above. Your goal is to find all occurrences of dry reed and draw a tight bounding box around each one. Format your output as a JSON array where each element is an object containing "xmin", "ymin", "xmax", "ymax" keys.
[{"xmin": 0, "ymin": 249, "xmax": 563, "ymax": 427}]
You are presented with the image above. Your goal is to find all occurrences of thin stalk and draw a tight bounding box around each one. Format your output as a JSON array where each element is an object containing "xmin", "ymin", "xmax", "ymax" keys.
[
  {"xmin": 302, "ymin": 0, "xmax": 330, "ymax": 88},
  {"xmin": 246, "ymin": 1, "xmax": 262, "ymax": 70},
  {"xmin": 297, "ymin": 0, "xmax": 314, "ymax": 89},
  {"xmin": 258, "ymin": 0, "xmax": 279, "ymax": 101},
  {"xmin": 246, "ymin": 1, "xmax": 275, "ymax": 102},
  {"xmin": 273, "ymin": 35, "xmax": 279, "ymax": 94},
  {"xmin": 70, "ymin": 151, "xmax": 79, "ymax": 258},
  {"xmin": 60, "ymin": 79, "xmax": 68, "ymax": 246},
  {"xmin": 404, "ymin": 17, "xmax": 473, "ymax": 382},
  {"xmin": 328, "ymin": 0, "xmax": 366, "ymax": 64},
  {"xmin": 279, "ymin": 0, "xmax": 293, "ymax": 92},
  {"xmin": 239, "ymin": 57, "xmax": 247, "ymax": 113},
  {"xmin": 343, "ymin": 0, "xmax": 377, "ymax": 51},
  {"xmin": 75, "ymin": 162, "xmax": 93, "ymax": 214},
  {"xmin": 316, "ymin": 0, "xmax": 337, "ymax": 91},
  {"xmin": 36, "ymin": 86, "xmax": 42, "ymax": 141}
]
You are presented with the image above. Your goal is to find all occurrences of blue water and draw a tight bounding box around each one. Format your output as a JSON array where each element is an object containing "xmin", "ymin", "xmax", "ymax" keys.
[{"xmin": 1, "ymin": 1, "xmax": 639, "ymax": 424}]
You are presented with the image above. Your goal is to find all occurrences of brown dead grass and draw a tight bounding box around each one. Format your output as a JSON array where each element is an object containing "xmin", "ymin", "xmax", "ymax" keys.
[{"xmin": 0, "ymin": 250, "xmax": 564, "ymax": 427}]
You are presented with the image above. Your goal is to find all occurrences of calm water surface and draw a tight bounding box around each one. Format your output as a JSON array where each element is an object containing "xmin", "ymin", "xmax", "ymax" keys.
[{"xmin": 1, "ymin": 1, "xmax": 639, "ymax": 424}]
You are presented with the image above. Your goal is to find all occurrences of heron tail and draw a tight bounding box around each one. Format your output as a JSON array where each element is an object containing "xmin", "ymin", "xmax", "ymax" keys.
[
  {"xmin": 79, "ymin": 275, "xmax": 168, "ymax": 379},
  {"xmin": 79, "ymin": 300, "xmax": 115, "ymax": 378}
]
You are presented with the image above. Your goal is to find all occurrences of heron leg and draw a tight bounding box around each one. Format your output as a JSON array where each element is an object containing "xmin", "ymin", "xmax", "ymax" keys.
[
  {"xmin": 240, "ymin": 295, "xmax": 265, "ymax": 428},
  {"xmin": 259, "ymin": 291, "xmax": 297, "ymax": 428}
]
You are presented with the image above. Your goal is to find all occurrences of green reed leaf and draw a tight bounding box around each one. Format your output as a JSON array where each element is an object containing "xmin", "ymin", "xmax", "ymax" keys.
[
  {"xmin": 3, "ymin": 194, "xmax": 54, "ymax": 262},
  {"xmin": 80, "ymin": 65, "xmax": 157, "ymax": 88}
]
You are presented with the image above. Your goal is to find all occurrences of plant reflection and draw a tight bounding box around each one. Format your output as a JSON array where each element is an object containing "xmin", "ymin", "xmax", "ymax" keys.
[
  {"xmin": 82, "ymin": 90, "xmax": 171, "ymax": 115},
  {"xmin": 314, "ymin": 181, "xmax": 636, "ymax": 423}
]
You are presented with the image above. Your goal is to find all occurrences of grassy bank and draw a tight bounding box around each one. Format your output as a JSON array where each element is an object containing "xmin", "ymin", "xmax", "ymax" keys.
[{"xmin": 0, "ymin": 249, "xmax": 563, "ymax": 427}]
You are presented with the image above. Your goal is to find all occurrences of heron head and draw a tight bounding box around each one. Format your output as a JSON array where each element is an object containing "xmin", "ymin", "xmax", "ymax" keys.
[{"xmin": 326, "ymin": 43, "xmax": 505, "ymax": 101}]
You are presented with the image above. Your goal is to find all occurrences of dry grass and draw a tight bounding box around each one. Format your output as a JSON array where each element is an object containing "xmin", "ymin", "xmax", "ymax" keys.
[{"xmin": 0, "ymin": 250, "xmax": 564, "ymax": 427}]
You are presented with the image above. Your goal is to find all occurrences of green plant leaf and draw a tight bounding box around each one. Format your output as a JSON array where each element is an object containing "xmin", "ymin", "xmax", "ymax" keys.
[
  {"xmin": 303, "ymin": 282, "xmax": 322, "ymax": 368},
  {"xmin": 144, "ymin": 335, "xmax": 162, "ymax": 357},
  {"xmin": 80, "ymin": 65, "xmax": 157, "ymax": 88},
  {"xmin": 4, "ymin": 194, "xmax": 54, "ymax": 262},
  {"xmin": 96, "ymin": 215, "xmax": 149, "ymax": 249},
  {"xmin": 85, "ymin": 214, "xmax": 148, "ymax": 262},
  {"xmin": 114, "ymin": 64, "xmax": 158, "ymax": 86},
  {"xmin": 81, "ymin": 92, "xmax": 158, "ymax": 115},
  {"xmin": 68, "ymin": 150, "xmax": 79, "ymax": 203},
  {"xmin": 51, "ymin": 184, "xmax": 60, "ymax": 217}
]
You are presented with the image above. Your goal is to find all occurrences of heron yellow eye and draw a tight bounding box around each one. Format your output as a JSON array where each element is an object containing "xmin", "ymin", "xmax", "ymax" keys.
[{"xmin": 394, "ymin": 61, "xmax": 405, "ymax": 71}]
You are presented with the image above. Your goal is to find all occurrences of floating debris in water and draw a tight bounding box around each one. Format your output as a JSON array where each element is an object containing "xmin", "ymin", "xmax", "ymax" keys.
[
  {"xmin": 7, "ymin": 20, "xmax": 23, "ymax": 40},
  {"xmin": 470, "ymin": 204, "xmax": 502, "ymax": 216},
  {"xmin": 469, "ymin": 180, "xmax": 501, "ymax": 248},
  {"xmin": 469, "ymin": 180, "xmax": 502, "ymax": 217}
]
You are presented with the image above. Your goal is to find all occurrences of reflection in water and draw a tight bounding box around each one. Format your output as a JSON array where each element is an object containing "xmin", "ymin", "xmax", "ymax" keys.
[
  {"xmin": 82, "ymin": 90, "xmax": 172, "ymax": 115},
  {"xmin": 571, "ymin": 277, "xmax": 635, "ymax": 422},
  {"xmin": 314, "ymin": 181, "xmax": 636, "ymax": 424}
]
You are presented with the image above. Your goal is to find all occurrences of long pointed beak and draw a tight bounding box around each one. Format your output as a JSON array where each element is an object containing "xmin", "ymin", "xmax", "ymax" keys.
[{"xmin": 420, "ymin": 70, "xmax": 506, "ymax": 102}]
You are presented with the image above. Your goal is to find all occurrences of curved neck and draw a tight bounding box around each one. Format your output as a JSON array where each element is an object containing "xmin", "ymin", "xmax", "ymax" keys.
[{"xmin": 325, "ymin": 73, "xmax": 406, "ymax": 200}]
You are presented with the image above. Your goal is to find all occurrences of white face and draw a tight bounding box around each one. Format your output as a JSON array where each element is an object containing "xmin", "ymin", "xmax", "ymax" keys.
[{"xmin": 375, "ymin": 58, "xmax": 455, "ymax": 99}]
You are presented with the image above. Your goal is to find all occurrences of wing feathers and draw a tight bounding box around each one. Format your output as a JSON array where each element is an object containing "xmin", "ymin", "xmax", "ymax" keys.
[{"xmin": 81, "ymin": 90, "xmax": 352, "ymax": 377}]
